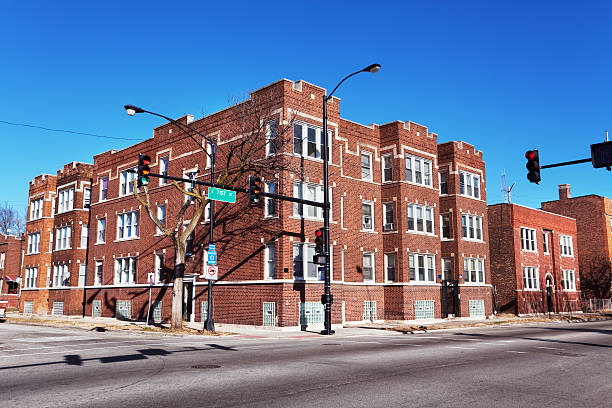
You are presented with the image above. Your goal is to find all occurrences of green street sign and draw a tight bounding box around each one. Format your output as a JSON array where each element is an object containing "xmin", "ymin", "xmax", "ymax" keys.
[{"xmin": 208, "ymin": 187, "xmax": 236, "ymax": 203}]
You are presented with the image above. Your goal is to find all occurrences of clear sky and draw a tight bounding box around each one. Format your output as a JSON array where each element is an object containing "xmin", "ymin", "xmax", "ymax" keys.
[{"xmin": 1, "ymin": 0, "xmax": 610, "ymax": 212}]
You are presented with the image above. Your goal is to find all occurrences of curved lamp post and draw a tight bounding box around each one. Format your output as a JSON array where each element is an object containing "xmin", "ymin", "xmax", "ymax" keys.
[
  {"xmin": 124, "ymin": 104, "xmax": 217, "ymax": 332},
  {"xmin": 321, "ymin": 64, "xmax": 381, "ymax": 335}
]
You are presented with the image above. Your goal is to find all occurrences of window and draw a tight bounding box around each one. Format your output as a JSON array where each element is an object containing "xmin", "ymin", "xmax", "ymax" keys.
[
  {"xmin": 53, "ymin": 264, "xmax": 69, "ymax": 287},
  {"xmin": 57, "ymin": 188, "xmax": 74, "ymax": 213},
  {"xmin": 293, "ymin": 181, "xmax": 330, "ymax": 220},
  {"xmin": 266, "ymin": 120, "xmax": 277, "ymax": 156},
  {"xmin": 119, "ymin": 169, "xmax": 136, "ymax": 196},
  {"xmin": 97, "ymin": 218, "xmax": 105, "ymax": 243},
  {"xmin": 561, "ymin": 270, "xmax": 576, "ymax": 291},
  {"xmin": 361, "ymin": 151, "xmax": 373, "ymax": 181},
  {"xmin": 55, "ymin": 226, "xmax": 72, "ymax": 250},
  {"xmin": 117, "ymin": 211, "xmax": 139, "ymax": 240},
  {"xmin": 78, "ymin": 264, "xmax": 87, "ymax": 286},
  {"xmin": 459, "ymin": 171, "xmax": 481, "ymax": 199},
  {"xmin": 265, "ymin": 243, "xmax": 276, "ymax": 279},
  {"xmin": 521, "ymin": 227, "xmax": 537, "ymax": 251},
  {"xmin": 100, "ymin": 176, "xmax": 108, "ymax": 201},
  {"xmin": 203, "ymin": 202, "xmax": 211, "ymax": 223},
  {"xmin": 115, "ymin": 257, "xmax": 137, "ymax": 285},
  {"xmin": 409, "ymin": 253, "xmax": 435, "ymax": 283},
  {"xmin": 159, "ymin": 156, "xmax": 168, "ymax": 185},
  {"xmin": 49, "ymin": 232, "xmax": 53, "ymax": 252},
  {"xmin": 95, "ymin": 260, "xmax": 103, "ymax": 286},
  {"xmin": 30, "ymin": 198, "xmax": 43, "ymax": 220},
  {"xmin": 265, "ymin": 180, "xmax": 276, "ymax": 217},
  {"xmin": 543, "ymin": 231, "xmax": 550, "ymax": 254},
  {"xmin": 442, "ymin": 258, "xmax": 453, "ymax": 281},
  {"xmin": 441, "ymin": 213, "xmax": 452, "ymax": 239},
  {"xmin": 157, "ymin": 204, "xmax": 166, "ymax": 233},
  {"xmin": 80, "ymin": 225, "xmax": 88, "ymax": 248},
  {"xmin": 439, "ymin": 171, "xmax": 448, "ymax": 194},
  {"xmin": 25, "ymin": 267, "xmax": 38, "ymax": 288},
  {"xmin": 363, "ymin": 252, "xmax": 375, "ymax": 281},
  {"xmin": 185, "ymin": 171, "xmax": 197, "ymax": 202},
  {"xmin": 27, "ymin": 232, "xmax": 41, "ymax": 254},
  {"xmin": 461, "ymin": 214, "xmax": 483, "ymax": 241},
  {"xmin": 84, "ymin": 188, "xmax": 91, "ymax": 208},
  {"xmin": 154, "ymin": 254, "xmax": 164, "ymax": 283},
  {"xmin": 383, "ymin": 202, "xmax": 395, "ymax": 231},
  {"xmin": 382, "ymin": 153, "xmax": 393, "ymax": 182},
  {"xmin": 0, "ymin": 252, "xmax": 4, "ymax": 269},
  {"xmin": 523, "ymin": 266, "xmax": 539, "ymax": 290},
  {"xmin": 293, "ymin": 242, "xmax": 319, "ymax": 280},
  {"xmin": 407, "ymin": 203, "xmax": 435, "ymax": 234},
  {"xmin": 406, "ymin": 155, "xmax": 433, "ymax": 187},
  {"xmin": 384, "ymin": 253, "xmax": 396, "ymax": 282},
  {"xmin": 293, "ymin": 122, "xmax": 331, "ymax": 160},
  {"xmin": 463, "ymin": 257, "xmax": 485, "ymax": 283},
  {"xmin": 362, "ymin": 201, "xmax": 374, "ymax": 231},
  {"xmin": 560, "ymin": 235, "xmax": 574, "ymax": 256}
]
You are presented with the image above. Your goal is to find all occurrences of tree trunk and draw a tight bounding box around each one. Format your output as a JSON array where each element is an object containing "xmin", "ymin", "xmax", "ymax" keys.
[{"xmin": 172, "ymin": 242, "xmax": 186, "ymax": 329}]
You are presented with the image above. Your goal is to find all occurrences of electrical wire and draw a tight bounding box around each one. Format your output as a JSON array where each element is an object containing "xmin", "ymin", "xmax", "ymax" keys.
[{"xmin": 0, "ymin": 119, "xmax": 141, "ymax": 141}]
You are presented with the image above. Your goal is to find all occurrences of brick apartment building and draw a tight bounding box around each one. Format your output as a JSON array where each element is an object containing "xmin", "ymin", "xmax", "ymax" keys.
[
  {"xmin": 0, "ymin": 233, "xmax": 24, "ymax": 309},
  {"xmin": 541, "ymin": 184, "xmax": 612, "ymax": 298},
  {"xmin": 19, "ymin": 79, "xmax": 494, "ymax": 327},
  {"xmin": 488, "ymin": 203, "xmax": 581, "ymax": 315}
]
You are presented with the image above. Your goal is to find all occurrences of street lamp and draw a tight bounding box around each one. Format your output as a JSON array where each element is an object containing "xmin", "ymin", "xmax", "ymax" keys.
[
  {"xmin": 321, "ymin": 64, "xmax": 381, "ymax": 336},
  {"xmin": 124, "ymin": 104, "xmax": 217, "ymax": 332}
]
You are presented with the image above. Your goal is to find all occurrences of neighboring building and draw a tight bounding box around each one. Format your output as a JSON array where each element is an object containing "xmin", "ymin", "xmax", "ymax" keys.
[
  {"xmin": 0, "ymin": 233, "xmax": 24, "ymax": 309},
  {"xmin": 488, "ymin": 203, "xmax": 581, "ymax": 315},
  {"xmin": 20, "ymin": 79, "xmax": 494, "ymax": 326},
  {"xmin": 541, "ymin": 184, "xmax": 612, "ymax": 298}
]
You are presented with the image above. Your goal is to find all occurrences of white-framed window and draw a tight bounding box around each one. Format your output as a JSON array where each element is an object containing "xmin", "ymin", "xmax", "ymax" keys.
[
  {"xmin": 439, "ymin": 170, "xmax": 449, "ymax": 194},
  {"xmin": 384, "ymin": 252, "xmax": 396, "ymax": 282},
  {"xmin": 204, "ymin": 141, "xmax": 213, "ymax": 169},
  {"xmin": 27, "ymin": 232, "xmax": 41, "ymax": 254},
  {"xmin": 78, "ymin": 264, "xmax": 87, "ymax": 286},
  {"xmin": 266, "ymin": 120, "xmax": 277, "ymax": 157},
  {"xmin": 382, "ymin": 153, "xmax": 393, "ymax": 182},
  {"xmin": 157, "ymin": 204, "xmax": 166, "ymax": 233},
  {"xmin": 407, "ymin": 203, "xmax": 435, "ymax": 234},
  {"xmin": 463, "ymin": 257, "xmax": 485, "ymax": 284},
  {"xmin": 441, "ymin": 213, "xmax": 452, "ymax": 239},
  {"xmin": 561, "ymin": 269, "xmax": 576, "ymax": 291},
  {"xmin": 119, "ymin": 169, "xmax": 136, "ymax": 196},
  {"xmin": 97, "ymin": 218, "xmax": 105, "ymax": 243},
  {"xmin": 57, "ymin": 188, "xmax": 74, "ymax": 213},
  {"xmin": 442, "ymin": 258, "xmax": 453, "ymax": 281},
  {"xmin": 25, "ymin": 267, "xmax": 38, "ymax": 288},
  {"xmin": 265, "ymin": 242, "xmax": 276, "ymax": 279},
  {"xmin": 203, "ymin": 202, "xmax": 211, "ymax": 223},
  {"xmin": 523, "ymin": 266, "xmax": 539, "ymax": 290},
  {"xmin": 363, "ymin": 252, "xmax": 375, "ymax": 282},
  {"xmin": 543, "ymin": 231, "xmax": 550, "ymax": 254},
  {"xmin": 115, "ymin": 257, "xmax": 137, "ymax": 285},
  {"xmin": 362, "ymin": 201, "xmax": 374, "ymax": 231},
  {"xmin": 117, "ymin": 211, "xmax": 139, "ymax": 240},
  {"xmin": 159, "ymin": 156, "xmax": 169, "ymax": 185},
  {"xmin": 293, "ymin": 242, "xmax": 319, "ymax": 280},
  {"xmin": 154, "ymin": 253, "xmax": 164, "ymax": 283},
  {"xmin": 55, "ymin": 226, "xmax": 72, "ymax": 250},
  {"xmin": 49, "ymin": 232, "xmax": 53, "ymax": 252},
  {"xmin": 405, "ymin": 154, "xmax": 433, "ymax": 187},
  {"xmin": 80, "ymin": 225, "xmax": 88, "ymax": 248},
  {"xmin": 100, "ymin": 176, "xmax": 108, "ymax": 201},
  {"xmin": 293, "ymin": 181, "xmax": 330, "ymax": 221},
  {"xmin": 461, "ymin": 214, "xmax": 483, "ymax": 241},
  {"xmin": 521, "ymin": 227, "xmax": 537, "ymax": 252},
  {"xmin": 95, "ymin": 260, "xmax": 103, "ymax": 286},
  {"xmin": 185, "ymin": 171, "xmax": 197, "ymax": 202},
  {"xmin": 84, "ymin": 188, "xmax": 91, "ymax": 208},
  {"xmin": 383, "ymin": 202, "xmax": 395, "ymax": 231},
  {"xmin": 459, "ymin": 171, "xmax": 480, "ymax": 199},
  {"xmin": 53, "ymin": 264, "xmax": 69, "ymax": 287},
  {"xmin": 560, "ymin": 235, "xmax": 574, "ymax": 256},
  {"xmin": 361, "ymin": 151, "xmax": 373, "ymax": 181},
  {"xmin": 29, "ymin": 198, "xmax": 43, "ymax": 220},
  {"xmin": 265, "ymin": 180, "xmax": 277, "ymax": 217},
  {"xmin": 293, "ymin": 122, "xmax": 331, "ymax": 161},
  {"xmin": 409, "ymin": 253, "xmax": 435, "ymax": 283},
  {"xmin": 0, "ymin": 252, "xmax": 4, "ymax": 269}
]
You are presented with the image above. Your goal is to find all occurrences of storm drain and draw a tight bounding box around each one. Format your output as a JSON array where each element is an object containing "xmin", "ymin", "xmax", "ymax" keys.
[{"xmin": 191, "ymin": 364, "xmax": 221, "ymax": 369}]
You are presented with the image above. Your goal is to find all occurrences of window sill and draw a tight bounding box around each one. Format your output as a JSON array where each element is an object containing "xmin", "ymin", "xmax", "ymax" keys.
[
  {"xmin": 405, "ymin": 230, "xmax": 436, "ymax": 237},
  {"xmin": 291, "ymin": 153, "xmax": 331, "ymax": 165},
  {"xmin": 264, "ymin": 215, "xmax": 279, "ymax": 219},
  {"xmin": 95, "ymin": 241, "xmax": 105, "ymax": 246},
  {"xmin": 289, "ymin": 216, "xmax": 324, "ymax": 223},
  {"xmin": 54, "ymin": 248, "xmax": 72, "ymax": 252},
  {"xmin": 560, "ymin": 254, "xmax": 574, "ymax": 258},
  {"xmin": 407, "ymin": 281, "xmax": 438, "ymax": 285},
  {"xmin": 382, "ymin": 230, "xmax": 398, "ymax": 234},
  {"xmin": 360, "ymin": 229, "xmax": 378, "ymax": 234},
  {"xmin": 114, "ymin": 237, "xmax": 140, "ymax": 243},
  {"xmin": 459, "ymin": 194, "xmax": 482, "ymax": 201},
  {"xmin": 562, "ymin": 289, "xmax": 577, "ymax": 292},
  {"xmin": 402, "ymin": 180, "xmax": 434, "ymax": 189},
  {"xmin": 462, "ymin": 238, "xmax": 485, "ymax": 243},
  {"xmin": 521, "ymin": 249, "xmax": 538, "ymax": 254},
  {"xmin": 522, "ymin": 288, "xmax": 541, "ymax": 292},
  {"xmin": 441, "ymin": 238, "xmax": 454, "ymax": 241}
]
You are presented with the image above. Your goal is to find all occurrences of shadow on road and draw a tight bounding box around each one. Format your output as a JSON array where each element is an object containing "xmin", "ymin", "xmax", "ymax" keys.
[{"xmin": 452, "ymin": 328, "xmax": 612, "ymax": 349}]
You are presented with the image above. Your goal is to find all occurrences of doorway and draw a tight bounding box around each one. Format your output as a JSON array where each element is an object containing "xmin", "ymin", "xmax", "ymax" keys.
[
  {"xmin": 183, "ymin": 281, "xmax": 194, "ymax": 322},
  {"xmin": 546, "ymin": 276, "xmax": 554, "ymax": 313}
]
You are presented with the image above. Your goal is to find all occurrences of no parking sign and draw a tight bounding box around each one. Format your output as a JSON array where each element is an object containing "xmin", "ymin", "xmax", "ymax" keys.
[{"xmin": 204, "ymin": 265, "xmax": 218, "ymax": 280}]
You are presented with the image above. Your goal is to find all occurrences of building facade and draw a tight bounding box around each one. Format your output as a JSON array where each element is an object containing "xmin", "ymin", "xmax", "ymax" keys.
[
  {"xmin": 488, "ymin": 203, "xmax": 581, "ymax": 315},
  {"xmin": 0, "ymin": 233, "xmax": 24, "ymax": 309},
  {"xmin": 20, "ymin": 79, "xmax": 494, "ymax": 326},
  {"xmin": 541, "ymin": 184, "xmax": 612, "ymax": 299}
]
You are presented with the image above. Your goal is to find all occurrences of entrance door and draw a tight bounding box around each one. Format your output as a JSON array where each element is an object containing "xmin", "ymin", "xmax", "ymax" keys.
[
  {"xmin": 546, "ymin": 277, "xmax": 554, "ymax": 313},
  {"xmin": 183, "ymin": 282, "xmax": 194, "ymax": 322}
]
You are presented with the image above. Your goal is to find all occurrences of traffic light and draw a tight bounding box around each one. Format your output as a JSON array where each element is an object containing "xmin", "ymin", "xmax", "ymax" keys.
[
  {"xmin": 137, "ymin": 154, "xmax": 151, "ymax": 187},
  {"xmin": 525, "ymin": 150, "xmax": 540, "ymax": 184},
  {"xmin": 248, "ymin": 175, "xmax": 262, "ymax": 205},
  {"xmin": 313, "ymin": 228, "xmax": 326, "ymax": 265},
  {"xmin": 591, "ymin": 141, "xmax": 612, "ymax": 169}
]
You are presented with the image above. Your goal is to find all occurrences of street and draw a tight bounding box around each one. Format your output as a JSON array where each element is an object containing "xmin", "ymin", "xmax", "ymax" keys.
[{"xmin": 1, "ymin": 320, "xmax": 611, "ymax": 407}]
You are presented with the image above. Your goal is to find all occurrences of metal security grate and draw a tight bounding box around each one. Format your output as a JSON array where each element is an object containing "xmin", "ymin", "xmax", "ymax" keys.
[
  {"xmin": 24, "ymin": 301, "xmax": 33, "ymax": 314},
  {"xmin": 300, "ymin": 302, "xmax": 324, "ymax": 326},
  {"xmin": 469, "ymin": 299, "xmax": 485, "ymax": 317},
  {"xmin": 152, "ymin": 301, "xmax": 162, "ymax": 322},
  {"xmin": 92, "ymin": 300, "xmax": 101, "ymax": 317},
  {"xmin": 363, "ymin": 301, "xmax": 377, "ymax": 321},
  {"xmin": 414, "ymin": 300, "xmax": 435, "ymax": 319},
  {"xmin": 52, "ymin": 302, "xmax": 64, "ymax": 316},
  {"xmin": 263, "ymin": 302, "xmax": 276, "ymax": 327},
  {"xmin": 116, "ymin": 300, "xmax": 131, "ymax": 320},
  {"xmin": 201, "ymin": 301, "xmax": 208, "ymax": 321}
]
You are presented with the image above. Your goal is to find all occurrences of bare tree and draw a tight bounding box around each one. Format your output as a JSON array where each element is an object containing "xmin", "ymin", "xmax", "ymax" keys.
[
  {"xmin": 0, "ymin": 202, "xmax": 25, "ymax": 236},
  {"xmin": 580, "ymin": 256, "xmax": 612, "ymax": 299},
  {"xmin": 134, "ymin": 92, "xmax": 300, "ymax": 330}
]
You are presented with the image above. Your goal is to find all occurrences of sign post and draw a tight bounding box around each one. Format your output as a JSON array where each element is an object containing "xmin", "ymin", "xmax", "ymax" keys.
[{"xmin": 146, "ymin": 272, "xmax": 154, "ymax": 326}]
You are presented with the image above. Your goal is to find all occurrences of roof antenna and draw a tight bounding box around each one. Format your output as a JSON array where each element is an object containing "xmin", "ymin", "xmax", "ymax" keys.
[{"xmin": 501, "ymin": 171, "xmax": 516, "ymax": 204}]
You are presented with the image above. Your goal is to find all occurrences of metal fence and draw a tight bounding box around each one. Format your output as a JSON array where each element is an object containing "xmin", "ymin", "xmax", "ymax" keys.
[{"xmin": 582, "ymin": 298, "xmax": 612, "ymax": 313}]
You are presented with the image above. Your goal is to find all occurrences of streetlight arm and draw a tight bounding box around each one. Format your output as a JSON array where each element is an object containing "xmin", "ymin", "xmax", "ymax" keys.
[{"xmin": 326, "ymin": 69, "xmax": 363, "ymax": 101}]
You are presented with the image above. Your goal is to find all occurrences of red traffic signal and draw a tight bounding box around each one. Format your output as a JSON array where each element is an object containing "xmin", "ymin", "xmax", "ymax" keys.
[{"xmin": 525, "ymin": 150, "xmax": 541, "ymax": 184}]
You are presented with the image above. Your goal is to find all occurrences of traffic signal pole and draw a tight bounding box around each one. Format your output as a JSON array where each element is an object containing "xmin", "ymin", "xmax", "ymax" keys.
[{"xmin": 204, "ymin": 140, "xmax": 216, "ymax": 332}]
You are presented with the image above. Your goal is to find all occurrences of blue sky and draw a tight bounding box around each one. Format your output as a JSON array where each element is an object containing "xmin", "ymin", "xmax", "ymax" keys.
[{"xmin": 1, "ymin": 0, "xmax": 610, "ymax": 212}]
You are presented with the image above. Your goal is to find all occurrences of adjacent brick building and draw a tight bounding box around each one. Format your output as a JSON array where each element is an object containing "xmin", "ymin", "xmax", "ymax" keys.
[
  {"xmin": 0, "ymin": 233, "xmax": 24, "ymax": 309},
  {"xmin": 20, "ymin": 79, "xmax": 495, "ymax": 327},
  {"xmin": 488, "ymin": 203, "xmax": 581, "ymax": 315},
  {"xmin": 541, "ymin": 184, "xmax": 612, "ymax": 298}
]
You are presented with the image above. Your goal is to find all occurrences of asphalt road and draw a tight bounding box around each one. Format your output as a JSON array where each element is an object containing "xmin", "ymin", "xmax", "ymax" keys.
[{"xmin": 1, "ymin": 320, "xmax": 611, "ymax": 407}]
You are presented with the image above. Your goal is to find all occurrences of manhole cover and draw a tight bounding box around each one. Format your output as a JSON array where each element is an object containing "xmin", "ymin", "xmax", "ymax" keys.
[
  {"xmin": 191, "ymin": 364, "xmax": 221, "ymax": 369},
  {"xmin": 554, "ymin": 352, "xmax": 584, "ymax": 357}
]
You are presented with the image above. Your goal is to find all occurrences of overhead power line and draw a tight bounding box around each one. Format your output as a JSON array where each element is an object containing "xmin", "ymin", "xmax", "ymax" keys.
[{"xmin": 0, "ymin": 119, "xmax": 141, "ymax": 141}]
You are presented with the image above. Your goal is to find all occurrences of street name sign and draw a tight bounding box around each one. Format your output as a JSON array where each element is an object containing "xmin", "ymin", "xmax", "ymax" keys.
[{"xmin": 208, "ymin": 187, "xmax": 236, "ymax": 203}]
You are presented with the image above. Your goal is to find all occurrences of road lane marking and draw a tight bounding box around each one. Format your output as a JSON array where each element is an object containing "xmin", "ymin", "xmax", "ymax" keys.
[
  {"xmin": 506, "ymin": 350, "xmax": 528, "ymax": 354},
  {"xmin": 448, "ymin": 346, "xmax": 476, "ymax": 350},
  {"xmin": 536, "ymin": 346, "xmax": 565, "ymax": 350}
]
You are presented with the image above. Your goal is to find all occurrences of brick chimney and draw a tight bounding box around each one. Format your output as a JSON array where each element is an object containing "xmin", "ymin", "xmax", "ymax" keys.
[{"xmin": 559, "ymin": 184, "xmax": 571, "ymax": 200}]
